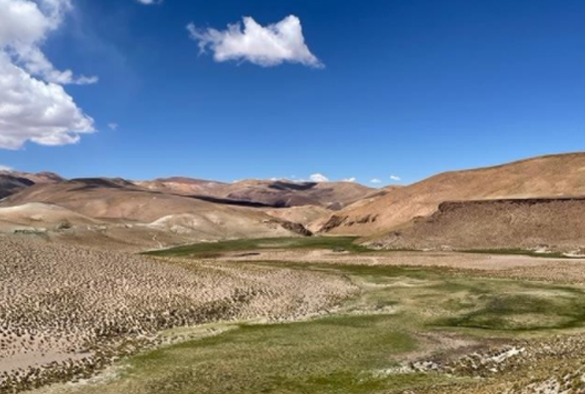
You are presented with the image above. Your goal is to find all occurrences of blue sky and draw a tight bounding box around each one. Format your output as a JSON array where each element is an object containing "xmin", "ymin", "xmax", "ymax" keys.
[{"xmin": 1, "ymin": 0, "xmax": 585, "ymax": 186}]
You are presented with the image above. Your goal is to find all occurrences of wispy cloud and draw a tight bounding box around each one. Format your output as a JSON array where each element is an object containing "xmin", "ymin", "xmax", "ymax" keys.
[
  {"xmin": 370, "ymin": 178, "xmax": 382, "ymax": 184},
  {"xmin": 0, "ymin": 165, "xmax": 13, "ymax": 172},
  {"xmin": 342, "ymin": 177, "xmax": 357, "ymax": 183},
  {"xmin": 187, "ymin": 15, "xmax": 323, "ymax": 68},
  {"xmin": 390, "ymin": 175, "xmax": 401, "ymax": 182},
  {"xmin": 136, "ymin": 0, "xmax": 160, "ymax": 4},
  {"xmin": 108, "ymin": 123, "xmax": 119, "ymax": 131}
]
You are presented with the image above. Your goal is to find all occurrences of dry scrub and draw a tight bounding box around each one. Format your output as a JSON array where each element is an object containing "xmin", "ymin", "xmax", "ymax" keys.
[{"xmin": 0, "ymin": 235, "xmax": 355, "ymax": 393}]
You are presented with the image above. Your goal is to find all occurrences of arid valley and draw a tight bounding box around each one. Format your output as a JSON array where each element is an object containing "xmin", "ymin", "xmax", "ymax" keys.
[
  {"xmin": 2, "ymin": 1, "xmax": 585, "ymax": 392},
  {"xmin": 1, "ymin": 153, "xmax": 585, "ymax": 393}
]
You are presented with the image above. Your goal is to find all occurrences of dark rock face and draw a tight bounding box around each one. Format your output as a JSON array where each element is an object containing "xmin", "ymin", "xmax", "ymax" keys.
[
  {"xmin": 320, "ymin": 215, "xmax": 348, "ymax": 232},
  {"xmin": 279, "ymin": 220, "xmax": 314, "ymax": 237},
  {"xmin": 0, "ymin": 175, "xmax": 35, "ymax": 199}
]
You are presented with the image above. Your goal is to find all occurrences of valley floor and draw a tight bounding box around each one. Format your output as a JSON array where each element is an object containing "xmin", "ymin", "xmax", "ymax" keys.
[{"xmin": 3, "ymin": 236, "xmax": 585, "ymax": 393}]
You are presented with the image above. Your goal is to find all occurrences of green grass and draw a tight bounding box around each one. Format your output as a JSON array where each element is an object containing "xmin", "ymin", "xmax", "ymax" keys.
[
  {"xmin": 148, "ymin": 237, "xmax": 585, "ymax": 260},
  {"xmin": 50, "ymin": 261, "xmax": 585, "ymax": 394},
  {"xmin": 437, "ymin": 292, "xmax": 585, "ymax": 331},
  {"xmin": 123, "ymin": 316, "xmax": 421, "ymax": 394},
  {"xmin": 145, "ymin": 236, "xmax": 372, "ymax": 257}
]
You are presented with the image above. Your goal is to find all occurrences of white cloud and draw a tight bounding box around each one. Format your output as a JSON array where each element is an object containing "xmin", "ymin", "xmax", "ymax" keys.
[
  {"xmin": 0, "ymin": 165, "xmax": 13, "ymax": 172},
  {"xmin": 342, "ymin": 177, "xmax": 356, "ymax": 183},
  {"xmin": 187, "ymin": 15, "xmax": 323, "ymax": 68},
  {"xmin": 136, "ymin": 0, "xmax": 160, "ymax": 4},
  {"xmin": 0, "ymin": 0, "xmax": 95, "ymax": 149},
  {"xmin": 370, "ymin": 178, "xmax": 382, "ymax": 184},
  {"xmin": 309, "ymin": 173, "xmax": 329, "ymax": 183},
  {"xmin": 0, "ymin": 0, "xmax": 97, "ymax": 85},
  {"xmin": 390, "ymin": 175, "xmax": 401, "ymax": 181},
  {"xmin": 108, "ymin": 122, "xmax": 119, "ymax": 131}
]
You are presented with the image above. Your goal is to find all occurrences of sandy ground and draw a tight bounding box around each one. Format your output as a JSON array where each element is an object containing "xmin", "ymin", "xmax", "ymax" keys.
[{"xmin": 217, "ymin": 249, "xmax": 585, "ymax": 283}]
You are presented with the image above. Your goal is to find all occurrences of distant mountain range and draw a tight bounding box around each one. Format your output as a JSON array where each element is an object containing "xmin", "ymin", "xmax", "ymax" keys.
[{"xmin": 2, "ymin": 152, "xmax": 585, "ymax": 253}]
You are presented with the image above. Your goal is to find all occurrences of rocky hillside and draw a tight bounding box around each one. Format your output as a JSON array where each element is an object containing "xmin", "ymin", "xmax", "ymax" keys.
[
  {"xmin": 321, "ymin": 152, "xmax": 585, "ymax": 236},
  {"xmin": 372, "ymin": 197, "xmax": 585, "ymax": 253},
  {"xmin": 139, "ymin": 178, "xmax": 374, "ymax": 210}
]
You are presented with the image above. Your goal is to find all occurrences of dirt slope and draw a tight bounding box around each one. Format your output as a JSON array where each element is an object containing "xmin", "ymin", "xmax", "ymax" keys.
[
  {"xmin": 0, "ymin": 203, "xmax": 98, "ymax": 230},
  {"xmin": 263, "ymin": 205, "xmax": 333, "ymax": 232},
  {"xmin": 0, "ymin": 171, "xmax": 63, "ymax": 199},
  {"xmin": 0, "ymin": 178, "xmax": 308, "ymax": 244},
  {"xmin": 139, "ymin": 177, "xmax": 374, "ymax": 209},
  {"xmin": 372, "ymin": 197, "xmax": 585, "ymax": 253},
  {"xmin": 321, "ymin": 152, "xmax": 585, "ymax": 236},
  {"xmin": 225, "ymin": 180, "xmax": 374, "ymax": 209},
  {"xmin": 134, "ymin": 177, "xmax": 228, "ymax": 196},
  {"xmin": 0, "ymin": 174, "xmax": 34, "ymax": 199}
]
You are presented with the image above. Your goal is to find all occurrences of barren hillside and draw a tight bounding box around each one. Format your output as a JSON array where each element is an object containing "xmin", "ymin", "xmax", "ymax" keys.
[
  {"xmin": 139, "ymin": 177, "xmax": 374, "ymax": 209},
  {"xmin": 135, "ymin": 177, "xmax": 228, "ymax": 196},
  {"xmin": 0, "ymin": 171, "xmax": 63, "ymax": 199},
  {"xmin": 321, "ymin": 152, "xmax": 585, "ymax": 236},
  {"xmin": 225, "ymin": 180, "xmax": 373, "ymax": 209},
  {"xmin": 371, "ymin": 197, "xmax": 585, "ymax": 253},
  {"xmin": 263, "ymin": 205, "xmax": 333, "ymax": 232},
  {"xmin": 0, "ymin": 179, "xmax": 310, "ymax": 246},
  {"xmin": 0, "ymin": 174, "xmax": 34, "ymax": 199}
]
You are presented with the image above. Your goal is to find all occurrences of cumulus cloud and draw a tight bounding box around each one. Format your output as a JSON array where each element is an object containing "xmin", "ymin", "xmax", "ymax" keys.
[
  {"xmin": 0, "ymin": 0, "xmax": 97, "ymax": 85},
  {"xmin": 309, "ymin": 173, "xmax": 329, "ymax": 183},
  {"xmin": 187, "ymin": 15, "xmax": 323, "ymax": 68},
  {"xmin": 342, "ymin": 177, "xmax": 357, "ymax": 183},
  {"xmin": 0, "ymin": 165, "xmax": 13, "ymax": 172},
  {"xmin": 390, "ymin": 175, "xmax": 401, "ymax": 181},
  {"xmin": 0, "ymin": 0, "xmax": 95, "ymax": 149},
  {"xmin": 370, "ymin": 178, "xmax": 382, "ymax": 184}
]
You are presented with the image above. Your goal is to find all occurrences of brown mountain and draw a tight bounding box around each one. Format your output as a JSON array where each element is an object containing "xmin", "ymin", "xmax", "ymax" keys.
[
  {"xmin": 320, "ymin": 152, "xmax": 585, "ymax": 236},
  {"xmin": 137, "ymin": 177, "xmax": 374, "ymax": 210},
  {"xmin": 221, "ymin": 180, "xmax": 374, "ymax": 209},
  {"xmin": 0, "ymin": 174, "xmax": 34, "ymax": 199},
  {"xmin": 0, "ymin": 171, "xmax": 63, "ymax": 199},
  {"xmin": 0, "ymin": 178, "xmax": 311, "ymax": 244},
  {"xmin": 372, "ymin": 197, "xmax": 585, "ymax": 254},
  {"xmin": 134, "ymin": 177, "xmax": 228, "ymax": 196}
]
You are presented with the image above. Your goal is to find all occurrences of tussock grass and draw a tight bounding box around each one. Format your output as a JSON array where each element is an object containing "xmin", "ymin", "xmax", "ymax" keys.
[{"xmin": 46, "ymin": 261, "xmax": 585, "ymax": 394}]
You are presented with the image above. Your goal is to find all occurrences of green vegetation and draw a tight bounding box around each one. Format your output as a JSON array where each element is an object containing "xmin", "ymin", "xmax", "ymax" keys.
[
  {"xmin": 148, "ymin": 236, "xmax": 582, "ymax": 260},
  {"xmin": 56, "ymin": 260, "xmax": 585, "ymax": 394},
  {"xmin": 119, "ymin": 316, "xmax": 427, "ymax": 394},
  {"xmin": 146, "ymin": 236, "xmax": 372, "ymax": 257}
]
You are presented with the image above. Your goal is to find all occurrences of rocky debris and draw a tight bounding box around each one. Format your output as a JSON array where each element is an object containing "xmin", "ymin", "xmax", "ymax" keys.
[
  {"xmin": 276, "ymin": 220, "xmax": 313, "ymax": 237},
  {"xmin": 0, "ymin": 236, "xmax": 356, "ymax": 393},
  {"xmin": 319, "ymin": 215, "xmax": 348, "ymax": 232},
  {"xmin": 319, "ymin": 214, "xmax": 379, "ymax": 233},
  {"xmin": 395, "ymin": 334, "xmax": 585, "ymax": 394}
]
